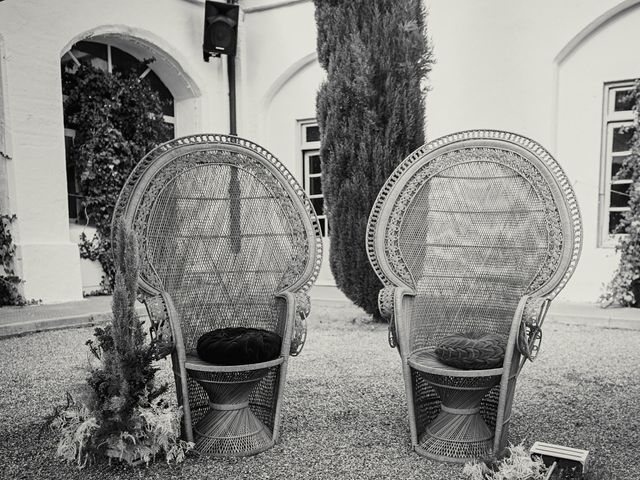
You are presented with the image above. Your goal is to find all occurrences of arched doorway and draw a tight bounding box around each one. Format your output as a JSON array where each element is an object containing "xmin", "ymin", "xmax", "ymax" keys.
[{"xmin": 61, "ymin": 39, "xmax": 176, "ymax": 293}]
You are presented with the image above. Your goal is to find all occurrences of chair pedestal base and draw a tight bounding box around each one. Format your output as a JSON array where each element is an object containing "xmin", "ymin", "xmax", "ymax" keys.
[
  {"xmin": 189, "ymin": 367, "xmax": 274, "ymax": 456},
  {"xmin": 417, "ymin": 372, "xmax": 501, "ymax": 463}
]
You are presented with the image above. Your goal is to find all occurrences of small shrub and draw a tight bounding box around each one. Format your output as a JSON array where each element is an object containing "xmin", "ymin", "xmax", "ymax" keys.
[
  {"xmin": 47, "ymin": 221, "xmax": 192, "ymax": 467},
  {"xmin": 0, "ymin": 213, "xmax": 26, "ymax": 306}
]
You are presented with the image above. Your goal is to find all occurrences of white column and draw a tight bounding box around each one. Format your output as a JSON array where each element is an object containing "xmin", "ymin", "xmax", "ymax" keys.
[{"xmin": 3, "ymin": 38, "xmax": 83, "ymax": 302}]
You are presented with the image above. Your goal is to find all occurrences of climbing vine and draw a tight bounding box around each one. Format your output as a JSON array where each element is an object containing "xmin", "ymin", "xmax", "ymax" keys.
[
  {"xmin": 63, "ymin": 59, "xmax": 171, "ymax": 290},
  {"xmin": 604, "ymin": 80, "xmax": 640, "ymax": 306},
  {"xmin": 0, "ymin": 213, "xmax": 26, "ymax": 306}
]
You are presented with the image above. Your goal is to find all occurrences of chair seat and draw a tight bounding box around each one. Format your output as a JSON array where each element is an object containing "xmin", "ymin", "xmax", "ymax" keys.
[
  {"xmin": 408, "ymin": 347, "xmax": 503, "ymax": 378},
  {"xmin": 185, "ymin": 354, "xmax": 284, "ymax": 373}
]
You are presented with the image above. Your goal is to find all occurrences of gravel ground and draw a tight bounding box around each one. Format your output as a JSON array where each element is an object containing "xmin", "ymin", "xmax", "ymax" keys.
[{"xmin": 0, "ymin": 303, "xmax": 638, "ymax": 479}]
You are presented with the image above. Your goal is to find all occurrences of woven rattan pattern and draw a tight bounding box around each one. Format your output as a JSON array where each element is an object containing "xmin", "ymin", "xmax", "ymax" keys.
[
  {"xmin": 142, "ymin": 160, "xmax": 299, "ymax": 352},
  {"xmin": 411, "ymin": 369, "xmax": 442, "ymax": 436},
  {"xmin": 412, "ymin": 370, "xmax": 502, "ymax": 439},
  {"xmin": 113, "ymin": 135, "xmax": 324, "ymax": 296},
  {"xmin": 398, "ymin": 155, "xmax": 551, "ymax": 353},
  {"xmin": 186, "ymin": 368, "xmax": 275, "ymax": 455},
  {"xmin": 367, "ymin": 130, "xmax": 582, "ymax": 300},
  {"xmin": 365, "ymin": 130, "xmax": 582, "ymax": 462},
  {"xmin": 112, "ymin": 134, "xmax": 323, "ymax": 456}
]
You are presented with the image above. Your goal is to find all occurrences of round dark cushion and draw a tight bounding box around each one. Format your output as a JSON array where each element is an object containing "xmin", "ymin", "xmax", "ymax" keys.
[
  {"xmin": 197, "ymin": 327, "xmax": 282, "ymax": 366},
  {"xmin": 435, "ymin": 332, "xmax": 507, "ymax": 370}
]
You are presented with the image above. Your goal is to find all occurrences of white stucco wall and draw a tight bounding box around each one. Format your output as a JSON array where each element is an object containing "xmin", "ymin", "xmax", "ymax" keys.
[
  {"xmin": 240, "ymin": 1, "xmax": 335, "ymax": 285},
  {"xmin": 239, "ymin": 0, "xmax": 640, "ymax": 302},
  {"xmin": 0, "ymin": 0, "xmax": 638, "ymax": 302},
  {"xmin": 555, "ymin": 3, "xmax": 640, "ymax": 300},
  {"xmin": 0, "ymin": 0, "xmax": 229, "ymax": 302},
  {"xmin": 0, "ymin": 34, "xmax": 12, "ymax": 214},
  {"xmin": 424, "ymin": 0, "xmax": 640, "ymax": 301}
]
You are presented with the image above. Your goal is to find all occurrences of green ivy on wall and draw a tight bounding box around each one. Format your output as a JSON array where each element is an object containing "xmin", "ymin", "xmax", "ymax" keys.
[
  {"xmin": 0, "ymin": 213, "xmax": 26, "ymax": 306},
  {"xmin": 604, "ymin": 80, "xmax": 640, "ymax": 307},
  {"xmin": 63, "ymin": 59, "xmax": 171, "ymax": 290}
]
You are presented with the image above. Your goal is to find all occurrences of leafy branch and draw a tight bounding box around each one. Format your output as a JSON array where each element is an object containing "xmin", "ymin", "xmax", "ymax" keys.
[{"xmin": 62, "ymin": 59, "xmax": 171, "ymax": 291}]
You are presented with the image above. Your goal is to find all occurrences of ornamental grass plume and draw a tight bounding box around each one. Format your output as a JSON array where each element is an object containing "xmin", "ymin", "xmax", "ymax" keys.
[{"xmin": 47, "ymin": 220, "xmax": 192, "ymax": 467}]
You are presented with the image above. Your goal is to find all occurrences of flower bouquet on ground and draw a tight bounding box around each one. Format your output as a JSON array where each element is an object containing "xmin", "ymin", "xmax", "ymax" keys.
[
  {"xmin": 46, "ymin": 221, "xmax": 193, "ymax": 467},
  {"xmin": 463, "ymin": 444, "xmax": 548, "ymax": 480},
  {"xmin": 463, "ymin": 443, "xmax": 591, "ymax": 480}
]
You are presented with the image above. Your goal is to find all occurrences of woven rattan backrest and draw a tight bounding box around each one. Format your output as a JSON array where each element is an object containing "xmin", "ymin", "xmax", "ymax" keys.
[
  {"xmin": 367, "ymin": 131, "xmax": 582, "ymax": 352},
  {"xmin": 114, "ymin": 135, "xmax": 323, "ymax": 352}
]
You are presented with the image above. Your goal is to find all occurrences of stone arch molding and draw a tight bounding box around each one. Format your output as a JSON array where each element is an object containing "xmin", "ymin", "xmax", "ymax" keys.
[
  {"xmin": 60, "ymin": 25, "xmax": 203, "ymax": 101},
  {"xmin": 257, "ymin": 51, "xmax": 320, "ymax": 140},
  {"xmin": 550, "ymin": 0, "xmax": 640, "ymax": 151},
  {"xmin": 555, "ymin": 0, "xmax": 640, "ymax": 65},
  {"xmin": 261, "ymin": 51, "xmax": 318, "ymax": 112}
]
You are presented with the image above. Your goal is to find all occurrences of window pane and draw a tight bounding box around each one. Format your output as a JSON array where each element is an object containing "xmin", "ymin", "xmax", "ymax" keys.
[
  {"xmin": 311, "ymin": 197, "xmax": 324, "ymax": 216},
  {"xmin": 65, "ymin": 135, "xmax": 78, "ymax": 219},
  {"xmin": 614, "ymin": 89, "xmax": 635, "ymax": 112},
  {"xmin": 612, "ymin": 127, "xmax": 633, "ymax": 152},
  {"xmin": 111, "ymin": 47, "xmax": 147, "ymax": 75},
  {"xmin": 609, "ymin": 211, "xmax": 628, "ymax": 234},
  {"xmin": 318, "ymin": 217, "xmax": 326, "ymax": 236},
  {"xmin": 308, "ymin": 154, "xmax": 322, "ymax": 174},
  {"xmin": 111, "ymin": 45, "xmax": 142, "ymax": 75},
  {"xmin": 60, "ymin": 52, "xmax": 77, "ymax": 71},
  {"xmin": 72, "ymin": 41, "xmax": 108, "ymax": 71},
  {"xmin": 611, "ymin": 155, "xmax": 631, "ymax": 179},
  {"xmin": 610, "ymin": 182, "xmax": 631, "ymax": 208},
  {"xmin": 145, "ymin": 70, "xmax": 175, "ymax": 117},
  {"xmin": 305, "ymin": 125, "xmax": 320, "ymax": 142},
  {"xmin": 74, "ymin": 41, "xmax": 108, "ymax": 62},
  {"xmin": 309, "ymin": 176, "xmax": 322, "ymax": 195}
]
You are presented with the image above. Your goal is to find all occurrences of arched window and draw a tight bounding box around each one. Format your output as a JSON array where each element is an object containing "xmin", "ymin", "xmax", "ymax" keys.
[{"xmin": 61, "ymin": 40, "xmax": 175, "ymax": 220}]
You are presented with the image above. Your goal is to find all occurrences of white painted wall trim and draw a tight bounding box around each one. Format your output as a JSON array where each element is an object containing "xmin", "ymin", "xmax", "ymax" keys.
[
  {"xmin": 261, "ymin": 51, "xmax": 317, "ymax": 111},
  {"xmin": 244, "ymin": 0, "xmax": 311, "ymax": 14},
  {"xmin": 550, "ymin": 0, "xmax": 640, "ymax": 153},
  {"xmin": 554, "ymin": 0, "xmax": 640, "ymax": 64},
  {"xmin": 258, "ymin": 50, "xmax": 318, "ymax": 141},
  {"xmin": 60, "ymin": 25, "xmax": 204, "ymax": 100},
  {"xmin": 178, "ymin": 0, "xmax": 310, "ymax": 14},
  {"xmin": 0, "ymin": 33, "xmax": 16, "ymax": 217}
]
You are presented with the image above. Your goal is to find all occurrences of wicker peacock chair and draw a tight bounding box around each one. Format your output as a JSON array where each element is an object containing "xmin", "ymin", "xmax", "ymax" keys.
[
  {"xmin": 112, "ymin": 134, "xmax": 323, "ymax": 456},
  {"xmin": 366, "ymin": 130, "xmax": 582, "ymax": 463}
]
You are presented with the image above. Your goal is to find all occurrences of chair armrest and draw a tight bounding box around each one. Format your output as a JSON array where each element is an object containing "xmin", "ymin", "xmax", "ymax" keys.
[
  {"xmin": 275, "ymin": 291, "xmax": 310, "ymax": 357},
  {"xmin": 142, "ymin": 291, "xmax": 180, "ymax": 360},
  {"xmin": 378, "ymin": 286, "xmax": 396, "ymax": 320},
  {"xmin": 378, "ymin": 285, "xmax": 415, "ymax": 351},
  {"xmin": 516, "ymin": 296, "xmax": 551, "ymax": 363}
]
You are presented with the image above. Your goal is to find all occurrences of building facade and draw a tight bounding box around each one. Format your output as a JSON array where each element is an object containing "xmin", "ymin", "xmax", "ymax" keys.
[{"xmin": 0, "ymin": 0, "xmax": 638, "ymax": 303}]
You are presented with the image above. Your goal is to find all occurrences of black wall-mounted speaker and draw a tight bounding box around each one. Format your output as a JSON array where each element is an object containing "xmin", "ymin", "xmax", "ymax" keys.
[{"xmin": 203, "ymin": 1, "xmax": 239, "ymax": 61}]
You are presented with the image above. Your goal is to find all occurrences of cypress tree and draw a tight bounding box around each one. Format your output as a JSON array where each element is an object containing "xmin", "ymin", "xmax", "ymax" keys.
[{"xmin": 315, "ymin": 0, "xmax": 433, "ymax": 317}]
